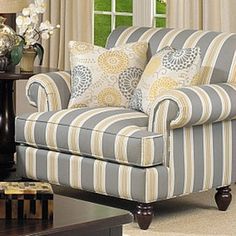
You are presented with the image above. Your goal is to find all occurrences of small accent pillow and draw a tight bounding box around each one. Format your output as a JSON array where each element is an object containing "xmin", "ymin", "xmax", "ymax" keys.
[
  {"xmin": 68, "ymin": 41, "xmax": 148, "ymax": 108},
  {"xmin": 129, "ymin": 46, "xmax": 201, "ymax": 114}
]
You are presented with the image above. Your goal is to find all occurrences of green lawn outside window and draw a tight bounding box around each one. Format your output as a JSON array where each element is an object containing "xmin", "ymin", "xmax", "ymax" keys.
[{"xmin": 94, "ymin": 0, "xmax": 166, "ymax": 46}]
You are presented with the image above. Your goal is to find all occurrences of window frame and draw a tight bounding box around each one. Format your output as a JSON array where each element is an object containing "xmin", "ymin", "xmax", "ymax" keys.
[
  {"xmin": 94, "ymin": 0, "xmax": 133, "ymax": 31},
  {"xmin": 153, "ymin": 0, "xmax": 167, "ymax": 27},
  {"xmin": 93, "ymin": 0, "xmax": 167, "ymax": 44}
]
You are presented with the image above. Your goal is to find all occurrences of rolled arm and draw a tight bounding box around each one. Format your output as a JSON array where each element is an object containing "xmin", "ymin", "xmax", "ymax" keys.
[
  {"xmin": 148, "ymin": 83, "xmax": 236, "ymax": 132},
  {"xmin": 26, "ymin": 71, "xmax": 71, "ymax": 112}
]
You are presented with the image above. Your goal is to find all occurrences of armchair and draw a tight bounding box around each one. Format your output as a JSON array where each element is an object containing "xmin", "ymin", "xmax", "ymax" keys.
[{"xmin": 16, "ymin": 27, "xmax": 236, "ymax": 230}]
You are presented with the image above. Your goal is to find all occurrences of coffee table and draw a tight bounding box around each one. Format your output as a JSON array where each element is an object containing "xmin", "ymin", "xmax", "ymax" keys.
[{"xmin": 0, "ymin": 194, "xmax": 133, "ymax": 236}]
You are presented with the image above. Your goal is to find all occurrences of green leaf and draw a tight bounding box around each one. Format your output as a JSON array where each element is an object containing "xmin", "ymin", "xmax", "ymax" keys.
[
  {"xmin": 34, "ymin": 43, "xmax": 44, "ymax": 65},
  {"xmin": 10, "ymin": 41, "xmax": 24, "ymax": 65}
]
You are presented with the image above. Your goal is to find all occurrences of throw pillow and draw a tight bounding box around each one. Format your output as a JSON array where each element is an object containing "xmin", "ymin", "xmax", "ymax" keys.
[
  {"xmin": 68, "ymin": 41, "xmax": 148, "ymax": 108},
  {"xmin": 129, "ymin": 46, "xmax": 201, "ymax": 114}
]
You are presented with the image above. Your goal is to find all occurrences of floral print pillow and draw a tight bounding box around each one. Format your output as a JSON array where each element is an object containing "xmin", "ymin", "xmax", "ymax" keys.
[
  {"xmin": 68, "ymin": 41, "xmax": 148, "ymax": 109},
  {"xmin": 129, "ymin": 46, "xmax": 202, "ymax": 114}
]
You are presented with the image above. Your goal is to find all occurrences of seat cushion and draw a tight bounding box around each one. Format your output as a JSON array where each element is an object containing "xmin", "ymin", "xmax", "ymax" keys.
[{"xmin": 16, "ymin": 107, "xmax": 164, "ymax": 167}]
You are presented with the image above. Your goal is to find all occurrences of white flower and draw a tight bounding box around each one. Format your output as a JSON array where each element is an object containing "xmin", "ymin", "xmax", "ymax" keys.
[
  {"xmin": 25, "ymin": 26, "xmax": 34, "ymax": 35},
  {"xmin": 16, "ymin": 0, "xmax": 59, "ymax": 46},
  {"xmin": 35, "ymin": 0, "xmax": 45, "ymax": 4},
  {"xmin": 16, "ymin": 16, "xmax": 31, "ymax": 27},
  {"xmin": 22, "ymin": 8, "xmax": 30, "ymax": 16},
  {"xmin": 16, "ymin": 16, "xmax": 24, "ymax": 26},
  {"xmin": 35, "ymin": 0, "xmax": 46, "ymax": 14},
  {"xmin": 41, "ymin": 32, "xmax": 50, "ymax": 40},
  {"xmin": 36, "ymin": 6, "xmax": 46, "ymax": 14},
  {"xmin": 17, "ymin": 16, "xmax": 33, "ymax": 37},
  {"xmin": 35, "ymin": 0, "xmax": 46, "ymax": 7},
  {"xmin": 28, "ymin": 3, "xmax": 37, "ymax": 14},
  {"xmin": 39, "ymin": 20, "xmax": 51, "ymax": 30},
  {"xmin": 24, "ymin": 17, "xmax": 31, "ymax": 25},
  {"xmin": 24, "ymin": 29, "xmax": 36, "ymax": 45},
  {"xmin": 30, "ymin": 14, "xmax": 39, "ymax": 24},
  {"xmin": 19, "ymin": 26, "xmax": 28, "ymax": 35}
]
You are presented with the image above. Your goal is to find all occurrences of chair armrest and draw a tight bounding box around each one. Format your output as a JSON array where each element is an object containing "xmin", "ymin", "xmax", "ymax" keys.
[
  {"xmin": 148, "ymin": 83, "xmax": 236, "ymax": 132},
  {"xmin": 26, "ymin": 71, "xmax": 71, "ymax": 112}
]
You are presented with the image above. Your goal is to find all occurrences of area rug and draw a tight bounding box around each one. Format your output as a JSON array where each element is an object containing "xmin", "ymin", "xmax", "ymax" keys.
[{"xmin": 124, "ymin": 185, "xmax": 236, "ymax": 236}]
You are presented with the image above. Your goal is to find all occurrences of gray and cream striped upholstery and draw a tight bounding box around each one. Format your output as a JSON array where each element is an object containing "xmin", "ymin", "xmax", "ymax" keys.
[
  {"xmin": 17, "ymin": 120, "xmax": 235, "ymax": 204},
  {"xmin": 168, "ymin": 120, "xmax": 236, "ymax": 196},
  {"xmin": 17, "ymin": 146, "xmax": 169, "ymax": 203},
  {"xmin": 26, "ymin": 71, "xmax": 71, "ymax": 112},
  {"xmin": 106, "ymin": 27, "xmax": 236, "ymax": 85},
  {"xmin": 149, "ymin": 83, "xmax": 236, "ymax": 132},
  {"xmin": 18, "ymin": 27, "xmax": 236, "ymax": 205},
  {"xmin": 16, "ymin": 107, "xmax": 164, "ymax": 167}
]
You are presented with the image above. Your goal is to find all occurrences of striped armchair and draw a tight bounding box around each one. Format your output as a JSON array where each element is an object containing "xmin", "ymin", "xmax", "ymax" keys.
[{"xmin": 16, "ymin": 27, "xmax": 236, "ymax": 230}]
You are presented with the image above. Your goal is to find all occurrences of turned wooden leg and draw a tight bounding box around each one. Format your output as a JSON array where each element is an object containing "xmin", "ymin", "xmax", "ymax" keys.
[
  {"xmin": 135, "ymin": 203, "xmax": 154, "ymax": 230},
  {"xmin": 215, "ymin": 186, "xmax": 232, "ymax": 211}
]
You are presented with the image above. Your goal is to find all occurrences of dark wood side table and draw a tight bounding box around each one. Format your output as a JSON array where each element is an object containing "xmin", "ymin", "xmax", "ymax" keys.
[{"xmin": 0, "ymin": 67, "xmax": 57, "ymax": 175}]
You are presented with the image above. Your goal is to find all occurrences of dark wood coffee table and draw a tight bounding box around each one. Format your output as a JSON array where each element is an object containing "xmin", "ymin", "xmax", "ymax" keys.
[{"xmin": 0, "ymin": 194, "xmax": 132, "ymax": 236}]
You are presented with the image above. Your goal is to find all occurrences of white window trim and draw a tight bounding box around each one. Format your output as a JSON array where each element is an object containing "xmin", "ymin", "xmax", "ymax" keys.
[
  {"xmin": 93, "ymin": 0, "xmax": 166, "ymax": 43},
  {"xmin": 94, "ymin": 0, "xmax": 133, "ymax": 32},
  {"xmin": 153, "ymin": 0, "xmax": 166, "ymax": 27},
  {"xmin": 133, "ymin": 0, "xmax": 166, "ymax": 27}
]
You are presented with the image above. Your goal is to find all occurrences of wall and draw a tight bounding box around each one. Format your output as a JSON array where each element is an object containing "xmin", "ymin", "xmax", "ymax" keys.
[{"xmin": 16, "ymin": 80, "xmax": 37, "ymax": 116}]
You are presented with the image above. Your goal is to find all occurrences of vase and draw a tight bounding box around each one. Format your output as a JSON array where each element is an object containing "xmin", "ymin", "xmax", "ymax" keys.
[
  {"xmin": 20, "ymin": 48, "xmax": 37, "ymax": 72},
  {"xmin": 0, "ymin": 16, "xmax": 18, "ymax": 57}
]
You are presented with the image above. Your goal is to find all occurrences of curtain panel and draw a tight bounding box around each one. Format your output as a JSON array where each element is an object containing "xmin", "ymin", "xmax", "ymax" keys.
[
  {"xmin": 42, "ymin": 0, "xmax": 93, "ymax": 70},
  {"xmin": 167, "ymin": 0, "xmax": 236, "ymax": 32}
]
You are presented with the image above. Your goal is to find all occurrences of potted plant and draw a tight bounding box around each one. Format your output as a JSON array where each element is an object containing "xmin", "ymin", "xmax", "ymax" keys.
[{"xmin": 11, "ymin": 0, "xmax": 60, "ymax": 71}]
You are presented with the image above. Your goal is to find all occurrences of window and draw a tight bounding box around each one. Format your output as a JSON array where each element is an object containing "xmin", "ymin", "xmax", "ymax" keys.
[
  {"xmin": 154, "ymin": 0, "xmax": 167, "ymax": 27},
  {"xmin": 94, "ymin": 0, "xmax": 133, "ymax": 47},
  {"xmin": 93, "ymin": 0, "xmax": 167, "ymax": 46}
]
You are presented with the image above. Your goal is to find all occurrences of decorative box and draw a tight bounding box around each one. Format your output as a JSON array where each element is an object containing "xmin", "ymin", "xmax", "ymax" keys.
[{"xmin": 0, "ymin": 182, "xmax": 53, "ymax": 220}]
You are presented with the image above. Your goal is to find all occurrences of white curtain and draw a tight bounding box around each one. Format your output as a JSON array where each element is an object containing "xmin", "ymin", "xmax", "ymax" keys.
[
  {"xmin": 167, "ymin": 0, "xmax": 236, "ymax": 32},
  {"xmin": 42, "ymin": 0, "xmax": 93, "ymax": 70}
]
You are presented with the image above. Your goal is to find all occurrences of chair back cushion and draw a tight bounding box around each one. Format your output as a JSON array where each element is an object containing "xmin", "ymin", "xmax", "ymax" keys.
[
  {"xmin": 68, "ymin": 41, "xmax": 148, "ymax": 109},
  {"xmin": 129, "ymin": 46, "xmax": 202, "ymax": 114},
  {"xmin": 106, "ymin": 27, "xmax": 236, "ymax": 85}
]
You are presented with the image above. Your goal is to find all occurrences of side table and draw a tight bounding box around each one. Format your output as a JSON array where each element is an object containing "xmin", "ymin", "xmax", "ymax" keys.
[{"xmin": 0, "ymin": 67, "xmax": 58, "ymax": 176}]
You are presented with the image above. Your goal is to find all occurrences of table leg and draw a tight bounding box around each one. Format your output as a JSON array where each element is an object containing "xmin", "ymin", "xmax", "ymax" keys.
[{"xmin": 0, "ymin": 80, "xmax": 15, "ymax": 172}]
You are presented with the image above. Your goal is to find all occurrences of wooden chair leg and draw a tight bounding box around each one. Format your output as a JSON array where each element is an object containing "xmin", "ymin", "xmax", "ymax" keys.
[
  {"xmin": 215, "ymin": 186, "xmax": 232, "ymax": 211},
  {"xmin": 135, "ymin": 203, "xmax": 154, "ymax": 230}
]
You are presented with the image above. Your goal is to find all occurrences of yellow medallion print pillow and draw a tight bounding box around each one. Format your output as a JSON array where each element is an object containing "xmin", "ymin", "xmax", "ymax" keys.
[
  {"xmin": 68, "ymin": 41, "xmax": 148, "ymax": 108},
  {"xmin": 129, "ymin": 46, "xmax": 201, "ymax": 114}
]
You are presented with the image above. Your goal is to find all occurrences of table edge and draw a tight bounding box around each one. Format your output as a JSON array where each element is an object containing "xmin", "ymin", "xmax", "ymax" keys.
[{"xmin": 28, "ymin": 212, "xmax": 133, "ymax": 236}]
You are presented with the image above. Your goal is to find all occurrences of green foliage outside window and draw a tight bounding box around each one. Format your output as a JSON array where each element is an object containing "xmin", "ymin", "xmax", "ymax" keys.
[
  {"xmin": 115, "ymin": 0, "xmax": 132, "ymax": 12},
  {"xmin": 94, "ymin": 0, "xmax": 166, "ymax": 46},
  {"xmin": 156, "ymin": 0, "xmax": 166, "ymax": 27},
  {"xmin": 94, "ymin": 14, "xmax": 111, "ymax": 47},
  {"xmin": 156, "ymin": 0, "xmax": 166, "ymax": 14},
  {"xmin": 94, "ymin": 0, "xmax": 111, "ymax": 11}
]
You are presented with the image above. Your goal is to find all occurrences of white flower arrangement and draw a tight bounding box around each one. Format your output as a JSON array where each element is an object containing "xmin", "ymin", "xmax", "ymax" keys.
[{"xmin": 11, "ymin": 0, "xmax": 60, "ymax": 65}]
